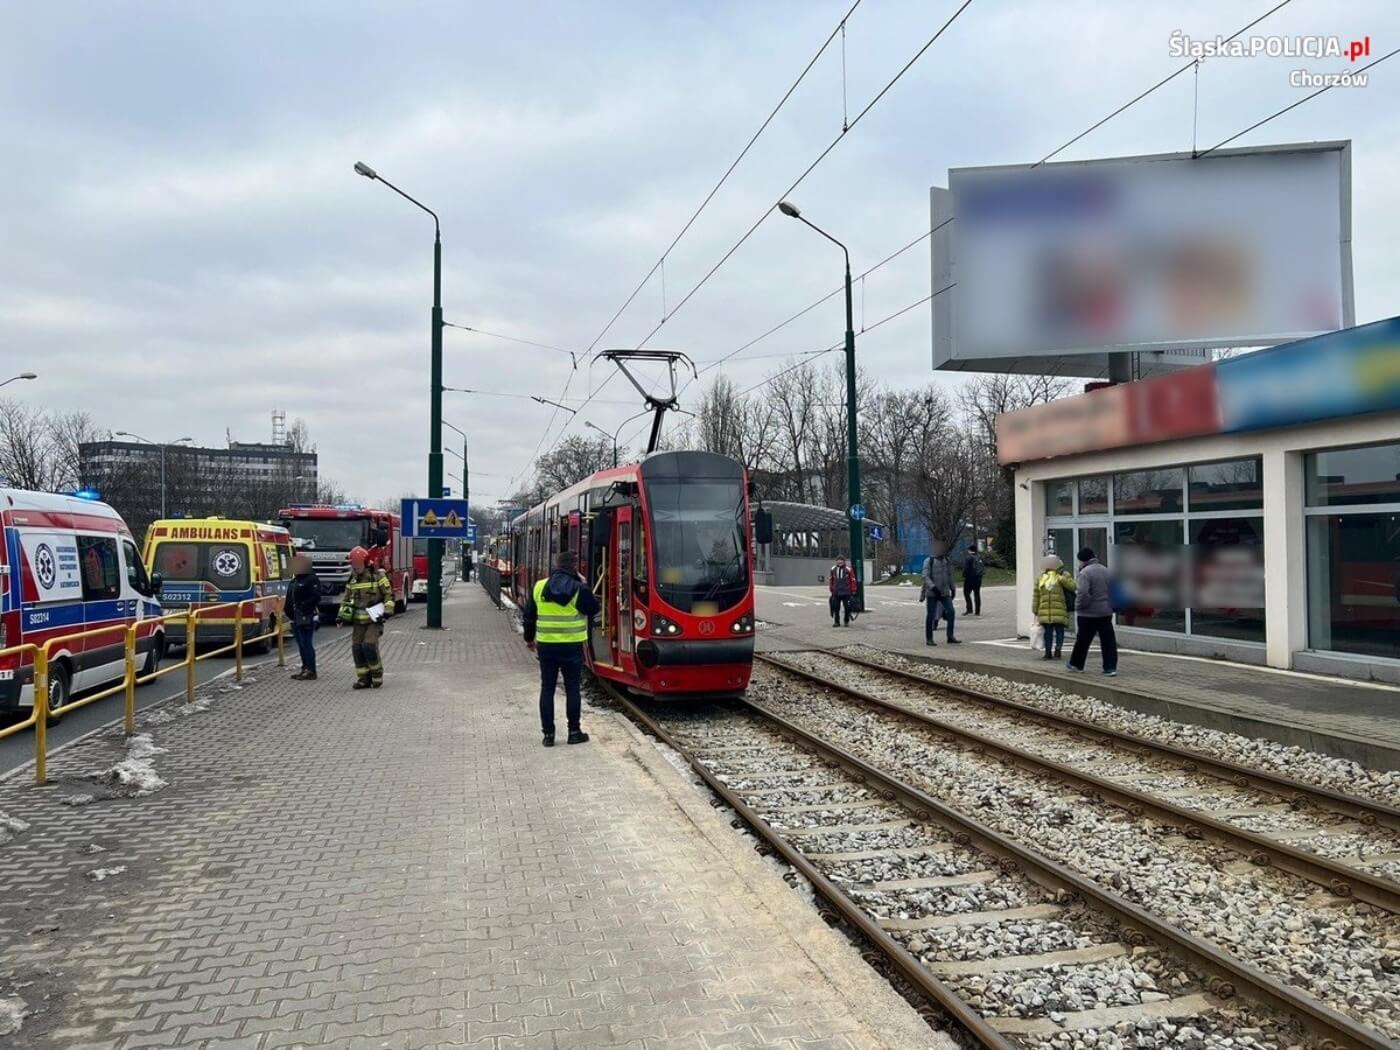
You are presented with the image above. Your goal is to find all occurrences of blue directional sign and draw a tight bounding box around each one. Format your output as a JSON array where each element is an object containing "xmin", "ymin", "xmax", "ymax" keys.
[
  {"xmin": 400, "ymin": 498, "xmax": 471, "ymax": 538},
  {"xmin": 466, "ymin": 525, "xmax": 478, "ymax": 543},
  {"xmin": 849, "ymin": 504, "xmax": 866, "ymax": 521},
  {"xmin": 440, "ymin": 487, "xmax": 451, "ymax": 498},
  {"xmin": 869, "ymin": 525, "xmax": 885, "ymax": 541}
]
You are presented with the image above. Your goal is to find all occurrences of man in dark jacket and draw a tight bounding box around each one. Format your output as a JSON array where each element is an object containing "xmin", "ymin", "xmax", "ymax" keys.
[
  {"xmin": 962, "ymin": 544, "xmax": 985, "ymax": 616},
  {"xmin": 920, "ymin": 543, "xmax": 961, "ymax": 646},
  {"xmin": 288, "ymin": 553, "xmax": 322, "ymax": 680},
  {"xmin": 523, "ymin": 551, "xmax": 602, "ymax": 747},
  {"xmin": 1066, "ymin": 547, "xmax": 1118, "ymax": 676},
  {"xmin": 828, "ymin": 556, "xmax": 856, "ymax": 627}
]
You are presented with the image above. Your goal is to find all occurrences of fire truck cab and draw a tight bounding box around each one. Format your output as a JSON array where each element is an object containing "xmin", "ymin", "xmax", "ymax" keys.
[{"xmin": 276, "ymin": 505, "xmax": 412, "ymax": 620}]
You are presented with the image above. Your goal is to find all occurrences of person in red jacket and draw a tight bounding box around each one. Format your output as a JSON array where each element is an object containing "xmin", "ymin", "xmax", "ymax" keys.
[{"xmin": 829, "ymin": 556, "xmax": 856, "ymax": 627}]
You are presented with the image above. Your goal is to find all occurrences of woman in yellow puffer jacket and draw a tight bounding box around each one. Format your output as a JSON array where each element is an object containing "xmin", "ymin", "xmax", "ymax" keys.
[{"xmin": 1032, "ymin": 554, "xmax": 1077, "ymax": 660}]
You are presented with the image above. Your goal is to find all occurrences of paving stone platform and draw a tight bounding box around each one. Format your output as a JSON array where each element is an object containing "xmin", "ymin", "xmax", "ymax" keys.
[
  {"xmin": 757, "ymin": 585, "xmax": 1400, "ymax": 770},
  {"xmin": 0, "ymin": 585, "xmax": 942, "ymax": 1050}
]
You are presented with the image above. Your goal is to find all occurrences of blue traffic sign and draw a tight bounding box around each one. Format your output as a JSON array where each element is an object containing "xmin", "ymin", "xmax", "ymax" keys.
[
  {"xmin": 401, "ymin": 498, "xmax": 471, "ymax": 538},
  {"xmin": 849, "ymin": 504, "xmax": 866, "ymax": 521},
  {"xmin": 869, "ymin": 525, "xmax": 885, "ymax": 541},
  {"xmin": 440, "ymin": 486, "xmax": 451, "ymax": 497}
]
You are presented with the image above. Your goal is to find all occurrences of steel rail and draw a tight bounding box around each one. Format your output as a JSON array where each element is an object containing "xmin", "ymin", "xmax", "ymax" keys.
[
  {"xmin": 729, "ymin": 688, "xmax": 1393, "ymax": 1050},
  {"xmin": 599, "ymin": 679, "xmax": 1015, "ymax": 1050},
  {"xmin": 758, "ymin": 652, "xmax": 1400, "ymax": 913},
  {"xmin": 830, "ymin": 647, "xmax": 1400, "ymax": 834}
]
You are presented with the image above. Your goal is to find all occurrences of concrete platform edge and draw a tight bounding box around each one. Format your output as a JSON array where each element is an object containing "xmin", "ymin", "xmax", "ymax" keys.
[
  {"xmin": 886, "ymin": 650, "xmax": 1400, "ymax": 773},
  {"xmin": 607, "ymin": 706, "xmax": 952, "ymax": 1050}
]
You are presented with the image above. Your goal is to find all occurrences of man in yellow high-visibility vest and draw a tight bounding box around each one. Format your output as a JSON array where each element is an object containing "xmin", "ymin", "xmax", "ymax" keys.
[{"xmin": 523, "ymin": 551, "xmax": 600, "ymax": 747}]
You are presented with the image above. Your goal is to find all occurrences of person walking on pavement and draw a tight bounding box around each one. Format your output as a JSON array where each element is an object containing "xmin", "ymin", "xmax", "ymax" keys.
[
  {"xmin": 288, "ymin": 553, "xmax": 322, "ymax": 680},
  {"xmin": 1031, "ymin": 554, "xmax": 1076, "ymax": 662},
  {"xmin": 523, "ymin": 550, "xmax": 601, "ymax": 747},
  {"xmin": 920, "ymin": 542, "xmax": 961, "ymax": 646},
  {"xmin": 829, "ymin": 556, "xmax": 857, "ymax": 627},
  {"xmin": 338, "ymin": 545, "xmax": 394, "ymax": 689},
  {"xmin": 963, "ymin": 544, "xmax": 986, "ymax": 616},
  {"xmin": 1066, "ymin": 547, "xmax": 1118, "ymax": 676}
]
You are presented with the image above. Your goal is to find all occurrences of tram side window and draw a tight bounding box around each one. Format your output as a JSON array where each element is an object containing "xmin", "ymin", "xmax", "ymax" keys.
[
  {"xmin": 78, "ymin": 535, "xmax": 121, "ymax": 601},
  {"xmin": 634, "ymin": 523, "xmax": 648, "ymax": 587}
]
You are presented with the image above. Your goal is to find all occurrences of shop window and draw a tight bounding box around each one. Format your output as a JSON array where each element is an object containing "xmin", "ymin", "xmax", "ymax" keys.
[
  {"xmin": 1078, "ymin": 477, "xmax": 1108, "ymax": 516},
  {"xmin": 1306, "ymin": 442, "xmax": 1400, "ymax": 507},
  {"xmin": 1113, "ymin": 468, "xmax": 1185, "ymax": 515},
  {"xmin": 1045, "ymin": 480, "xmax": 1074, "ymax": 517},
  {"xmin": 1306, "ymin": 512, "xmax": 1400, "ymax": 661},
  {"xmin": 1189, "ymin": 517, "xmax": 1265, "ymax": 643},
  {"xmin": 1188, "ymin": 459, "xmax": 1262, "ymax": 513},
  {"xmin": 1113, "ymin": 520, "xmax": 1184, "ymax": 632}
]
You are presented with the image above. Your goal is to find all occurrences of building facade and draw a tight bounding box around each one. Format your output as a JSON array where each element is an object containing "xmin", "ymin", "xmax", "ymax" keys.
[{"xmin": 999, "ymin": 317, "xmax": 1400, "ymax": 684}]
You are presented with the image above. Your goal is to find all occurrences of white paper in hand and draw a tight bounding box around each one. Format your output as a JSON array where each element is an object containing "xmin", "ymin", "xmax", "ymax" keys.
[{"xmin": 366, "ymin": 602, "xmax": 386, "ymax": 623}]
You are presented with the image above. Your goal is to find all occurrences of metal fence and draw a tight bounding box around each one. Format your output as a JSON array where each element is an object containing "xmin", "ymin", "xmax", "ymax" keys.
[
  {"xmin": 479, "ymin": 564, "xmax": 503, "ymax": 608},
  {"xmin": 0, "ymin": 602, "xmax": 286, "ymax": 784}
]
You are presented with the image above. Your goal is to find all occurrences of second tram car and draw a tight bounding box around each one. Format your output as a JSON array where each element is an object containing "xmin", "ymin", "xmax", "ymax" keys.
[{"xmin": 509, "ymin": 450, "xmax": 754, "ymax": 697}]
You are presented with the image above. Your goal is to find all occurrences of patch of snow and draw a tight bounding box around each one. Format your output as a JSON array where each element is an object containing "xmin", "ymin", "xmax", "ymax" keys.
[
  {"xmin": 142, "ymin": 709, "xmax": 176, "ymax": 726},
  {"xmin": 93, "ymin": 734, "xmax": 167, "ymax": 796},
  {"xmin": 59, "ymin": 794, "xmax": 95, "ymax": 807},
  {"xmin": 0, "ymin": 812, "xmax": 29, "ymax": 845},
  {"xmin": 84, "ymin": 843, "xmax": 106, "ymax": 855},
  {"xmin": 0, "ymin": 995, "xmax": 26, "ymax": 1036},
  {"xmin": 86, "ymin": 866, "xmax": 127, "ymax": 882}
]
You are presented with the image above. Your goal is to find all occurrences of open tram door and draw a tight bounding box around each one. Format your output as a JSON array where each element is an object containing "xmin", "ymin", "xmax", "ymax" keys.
[{"xmin": 588, "ymin": 506, "xmax": 618, "ymax": 669}]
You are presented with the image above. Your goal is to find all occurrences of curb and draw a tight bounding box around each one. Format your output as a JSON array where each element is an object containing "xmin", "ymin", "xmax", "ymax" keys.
[{"xmin": 884, "ymin": 649, "xmax": 1400, "ymax": 772}]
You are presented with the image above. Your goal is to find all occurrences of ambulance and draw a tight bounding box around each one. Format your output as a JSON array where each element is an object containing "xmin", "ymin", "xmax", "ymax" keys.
[
  {"xmin": 142, "ymin": 518, "xmax": 293, "ymax": 652},
  {"xmin": 0, "ymin": 488, "xmax": 165, "ymax": 716}
]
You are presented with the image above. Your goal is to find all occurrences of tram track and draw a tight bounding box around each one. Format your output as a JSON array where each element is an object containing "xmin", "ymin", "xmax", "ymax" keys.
[
  {"xmin": 600, "ymin": 678, "xmax": 1397, "ymax": 1050},
  {"xmin": 759, "ymin": 650, "xmax": 1400, "ymax": 913}
]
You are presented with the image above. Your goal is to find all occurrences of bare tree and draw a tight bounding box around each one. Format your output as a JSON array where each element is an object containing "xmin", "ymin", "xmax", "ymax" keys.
[
  {"xmin": 0, "ymin": 400, "xmax": 57, "ymax": 490},
  {"xmin": 959, "ymin": 373, "xmax": 1073, "ymax": 567},
  {"xmin": 694, "ymin": 375, "xmax": 779, "ymax": 478},
  {"xmin": 911, "ymin": 425, "xmax": 979, "ymax": 549},
  {"xmin": 535, "ymin": 434, "xmax": 614, "ymax": 494},
  {"xmin": 864, "ymin": 387, "xmax": 950, "ymax": 547}
]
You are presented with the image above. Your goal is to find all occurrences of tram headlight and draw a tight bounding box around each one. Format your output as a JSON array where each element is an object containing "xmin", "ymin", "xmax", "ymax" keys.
[
  {"xmin": 651, "ymin": 614, "xmax": 681, "ymax": 636},
  {"xmin": 730, "ymin": 613, "xmax": 754, "ymax": 635}
]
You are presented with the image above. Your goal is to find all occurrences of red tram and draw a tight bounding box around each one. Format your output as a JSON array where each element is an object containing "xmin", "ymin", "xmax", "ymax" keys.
[{"xmin": 509, "ymin": 450, "xmax": 754, "ymax": 697}]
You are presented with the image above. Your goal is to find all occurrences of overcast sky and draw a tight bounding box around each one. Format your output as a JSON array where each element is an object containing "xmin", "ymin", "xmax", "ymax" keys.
[{"xmin": 3, "ymin": 1, "xmax": 1396, "ymax": 506}]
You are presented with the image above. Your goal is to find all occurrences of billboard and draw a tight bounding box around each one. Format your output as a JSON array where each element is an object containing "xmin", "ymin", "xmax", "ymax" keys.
[{"xmin": 932, "ymin": 141, "xmax": 1354, "ymax": 379}]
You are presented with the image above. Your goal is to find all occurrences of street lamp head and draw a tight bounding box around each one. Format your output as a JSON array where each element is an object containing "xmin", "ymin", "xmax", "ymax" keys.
[
  {"xmin": 176, "ymin": 437, "xmax": 193, "ymax": 444},
  {"xmin": 353, "ymin": 161, "xmax": 378, "ymax": 180},
  {"xmin": 115, "ymin": 431, "xmax": 132, "ymax": 437},
  {"xmin": 18, "ymin": 372, "xmax": 37, "ymax": 381},
  {"xmin": 777, "ymin": 200, "xmax": 801, "ymax": 218}
]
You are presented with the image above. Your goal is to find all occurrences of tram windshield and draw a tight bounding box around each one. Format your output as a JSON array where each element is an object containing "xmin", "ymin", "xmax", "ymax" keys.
[{"xmin": 647, "ymin": 479, "xmax": 749, "ymax": 613}]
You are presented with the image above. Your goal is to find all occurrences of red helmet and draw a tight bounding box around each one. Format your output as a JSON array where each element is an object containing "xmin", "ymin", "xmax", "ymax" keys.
[{"xmin": 349, "ymin": 546, "xmax": 369, "ymax": 564}]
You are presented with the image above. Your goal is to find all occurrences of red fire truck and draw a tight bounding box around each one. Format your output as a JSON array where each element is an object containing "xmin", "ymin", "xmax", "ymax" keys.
[{"xmin": 276, "ymin": 505, "xmax": 413, "ymax": 621}]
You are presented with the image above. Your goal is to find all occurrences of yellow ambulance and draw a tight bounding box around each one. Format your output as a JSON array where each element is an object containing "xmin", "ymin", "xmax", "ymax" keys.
[{"xmin": 142, "ymin": 517, "xmax": 292, "ymax": 652}]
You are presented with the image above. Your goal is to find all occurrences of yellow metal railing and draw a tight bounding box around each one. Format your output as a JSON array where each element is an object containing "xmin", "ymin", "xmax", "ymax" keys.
[{"xmin": 0, "ymin": 600, "xmax": 286, "ymax": 784}]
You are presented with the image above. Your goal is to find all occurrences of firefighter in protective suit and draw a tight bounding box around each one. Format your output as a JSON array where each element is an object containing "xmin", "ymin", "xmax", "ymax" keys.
[{"xmin": 338, "ymin": 546, "xmax": 394, "ymax": 689}]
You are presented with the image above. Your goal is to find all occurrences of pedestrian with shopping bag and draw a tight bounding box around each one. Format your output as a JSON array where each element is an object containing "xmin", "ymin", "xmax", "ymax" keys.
[{"xmin": 1031, "ymin": 554, "xmax": 1076, "ymax": 661}]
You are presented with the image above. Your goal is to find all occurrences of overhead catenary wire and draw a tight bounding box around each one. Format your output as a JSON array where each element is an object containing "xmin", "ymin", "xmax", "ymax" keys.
[
  {"xmin": 580, "ymin": 0, "xmax": 865, "ymax": 358},
  {"xmin": 1196, "ymin": 44, "xmax": 1400, "ymax": 157},
  {"xmin": 509, "ymin": 0, "xmax": 970, "ymax": 488},
  {"xmin": 627, "ymin": 0, "xmax": 977, "ymax": 352},
  {"xmin": 1034, "ymin": 0, "xmax": 1296, "ymax": 166}
]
